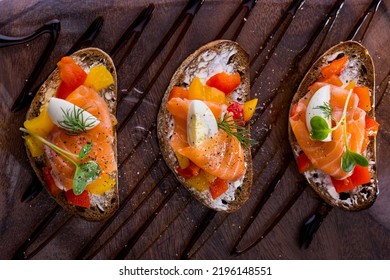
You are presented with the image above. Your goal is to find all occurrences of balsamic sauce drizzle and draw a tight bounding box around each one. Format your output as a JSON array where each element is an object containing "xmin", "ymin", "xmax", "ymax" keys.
[
  {"xmin": 0, "ymin": 19, "xmax": 59, "ymax": 48},
  {"xmin": 136, "ymin": 198, "xmax": 193, "ymax": 260},
  {"xmin": 117, "ymin": 0, "xmax": 204, "ymax": 104},
  {"xmin": 180, "ymin": 209, "xmax": 217, "ymax": 259},
  {"xmin": 299, "ymin": 202, "xmax": 333, "ymax": 249},
  {"xmin": 9, "ymin": 19, "xmax": 61, "ymax": 112},
  {"xmin": 251, "ymin": 0, "xmax": 344, "ymax": 121},
  {"xmin": 12, "ymin": 205, "xmax": 62, "ymax": 259},
  {"xmin": 110, "ymin": 4, "xmax": 155, "ymax": 69},
  {"xmin": 181, "ymin": 138, "xmax": 287, "ymax": 259},
  {"xmin": 10, "ymin": 0, "xmax": 385, "ymax": 260},
  {"xmin": 233, "ymin": 181, "xmax": 307, "ymax": 255},
  {"xmin": 250, "ymin": 0, "xmax": 304, "ymax": 85},
  {"xmin": 84, "ymin": 170, "xmax": 175, "ymax": 259},
  {"xmin": 21, "ymin": 177, "xmax": 43, "ymax": 203},
  {"xmin": 346, "ymin": 0, "xmax": 382, "ymax": 41},
  {"xmin": 114, "ymin": 185, "xmax": 179, "ymax": 260},
  {"xmin": 75, "ymin": 157, "xmax": 166, "ymax": 259},
  {"xmin": 214, "ymin": 0, "xmax": 258, "ymax": 41},
  {"xmin": 117, "ymin": 0, "xmax": 204, "ymax": 132},
  {"xmin": 26, "ymin": 216, "xmax": 73, "ymax": 260}
]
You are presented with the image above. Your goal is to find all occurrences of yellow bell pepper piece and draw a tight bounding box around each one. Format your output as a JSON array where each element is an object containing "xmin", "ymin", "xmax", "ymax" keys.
[
  {"xmin": 23, "ymin": 105, "xmax": 54, "ymax": 157},
  {"xmin": 189, "ymin": 77, "xmax": 206, "ymax": 100},
  {"xmin": 24, "ymin": 105, "xmax": 54, "ymax": 137},
  {"xmin": 204, "ymin": 85, "xmax": 226, "ymax": 104},
  {"xmin": 175, "ymin": 152, "xmax": 190, "ymax": 169},
  {"xmin": 185, "ymin": 170, "xmax": 216, "ymax": 192},
  {"xmin": 84, "ymin": 65, "xmax": 114, "ymax": 92},
  {"xmin": 344, "ymin": 80, "xmax": 355, "ymax": 91},
  {"xmin": 25, "ymin": 136, "xmax": 44, "ymax": 157},
  {"xmin": 86, "ymin": 173, "xmax": 116, "ymax": 195},
  {"xmin": 243, "ymin": 98, "xmax": 258, "ymax": 122},
  {"xmin": 186, "ymin": 174, "xmax": 209, "ymax": 192},
  {"xmin": 189, "ymin": 76, "xmax": 226, "ymax": 104}
]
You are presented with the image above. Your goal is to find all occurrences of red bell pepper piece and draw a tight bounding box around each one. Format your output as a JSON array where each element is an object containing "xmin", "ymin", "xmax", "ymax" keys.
[
  {"xmin": 42, "ymin": 167, "xmax": 61, "ymax": 197},
  {"xmin": 321, "ymin": 56, "xmax": 348, "ymax": 78},
  {"xmin": 56, "ymin": 81, "xmax": 76, "ymax": 99},
  {"xmin": 296, "ymin": 153, "xmax": 311, "ymax": 173},
  {"xmin": 331, "ymin": 177, "xmax": 355, "ymax": 193},
  {"xmin": 354, "ymin": 86, "xmax": 371, "ymax": 112},
  {"xmin": 209, "ymin": 178, "xmax": 228, "ymax": 199},
  {"xmin": 65, "ymin": 189, "xmax": 91, "ymax": 208},
  {"xmin": 365, "ymin": 116, "xmax": 379, "ymax": 137},
  {"xmin": 56, "ymin": 56, "xmax": 87, "ymax": 99},
  {"xmin": 331, "ymin": 165, "xmax": 371, "ymax": 193},
  {"xmin": 206, "ymin": 72, "xmax": 241, "ymax": 95},
  {"xmin": 350, "ymin": 165, "xmax": 371, "ymax": 186},
  {"xmin": 176, "ymin": 161, "xmax": 200, "ymax": 179}
]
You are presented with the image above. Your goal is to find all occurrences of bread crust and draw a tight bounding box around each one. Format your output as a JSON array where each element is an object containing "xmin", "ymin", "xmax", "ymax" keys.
[
  {"xmin": 157, "ymin": 40, "xmax": 252, "ymax": 212},
  {"xmin": 25, "ymin": 47, "xmax": 118, "ymax": 221},
  {"xmin": 288, "ymin": 41, "xmax": 378, "ymax": 211}
]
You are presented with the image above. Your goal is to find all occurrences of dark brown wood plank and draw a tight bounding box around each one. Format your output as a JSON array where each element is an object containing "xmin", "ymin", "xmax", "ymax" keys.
[{"xmin": 0, "ymin": 0, "xmax": 389, "ymax": 260}]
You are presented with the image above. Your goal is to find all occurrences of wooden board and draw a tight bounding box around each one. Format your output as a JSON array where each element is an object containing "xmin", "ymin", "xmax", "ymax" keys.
[{"xmin": 0, "ymin": 0, "xmax": 389, "ymax": 260}]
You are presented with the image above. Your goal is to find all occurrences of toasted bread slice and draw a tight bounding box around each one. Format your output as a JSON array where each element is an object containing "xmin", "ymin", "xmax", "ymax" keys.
[
  {"xmin": 157, "ymin": 40, "xmax": 252, "ymax": 212},
  {"xmin": 24, "ymin": 48, "xmax": 118, "ymax": 221},
  {"xmin": 289, "ymin": 41, "xmax": 378, "ymax": 211}
]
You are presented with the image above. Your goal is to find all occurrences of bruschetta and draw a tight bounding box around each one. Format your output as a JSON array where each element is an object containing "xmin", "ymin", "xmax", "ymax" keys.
[
  {"xmin": 157, "ymin": 40, "xmax": 256, "ymax": 212},
  {"xmin": 21, "ymin": 48, "xmax": 118, "ymax": 220},
  {"xmin": 289, "ymin": 41, "xmax": 379, "ymax": 211}
]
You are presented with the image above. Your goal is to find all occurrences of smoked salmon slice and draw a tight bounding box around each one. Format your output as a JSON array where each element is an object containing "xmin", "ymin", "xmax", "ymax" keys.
[
  {"xmin": 290, "ymin": 83, "xmax": 365, "ymax": 179},
  {"xmin": 167, "ymin": 97, "xmax": 245, "ymax": 182},
  {"xmin": 174, "ymin": 130, "xmax": 245, "ymax": 182},
  {"xmin": 46, "ymin": 85, "xmax": 116, "ymax": 191}
]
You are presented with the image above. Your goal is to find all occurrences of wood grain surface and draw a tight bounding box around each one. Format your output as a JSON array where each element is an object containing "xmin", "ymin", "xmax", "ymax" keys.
[{"xmin": 0, "ymin": 0, "xmax": 389, "ymax": 260}]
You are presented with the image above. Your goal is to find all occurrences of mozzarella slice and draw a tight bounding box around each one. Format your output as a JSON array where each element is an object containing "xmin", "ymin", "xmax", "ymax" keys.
[
  {"xmin": 48, "ymin": 97, "xmax": 100, "ymax": 130},
  {"xmin": 306, "ymin": 85, "xmax": 332, "ymax": 142},
  {"xmin": 187, "ymin": 100, "xmax": 218, "ymax": 146}
]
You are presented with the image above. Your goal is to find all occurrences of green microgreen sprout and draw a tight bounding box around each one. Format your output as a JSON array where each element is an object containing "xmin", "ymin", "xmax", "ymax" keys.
[{"xmin": 20, "ymin": 127, "xmax": 100, "ymax": 195}]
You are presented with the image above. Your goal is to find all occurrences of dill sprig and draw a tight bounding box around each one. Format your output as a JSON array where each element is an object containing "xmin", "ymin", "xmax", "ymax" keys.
[
  {"xmin": 58, "ymin": 106, "xmax": 97, "ymax": 135},
  {"xmin": 314, "ymin": 102, "xmax": 333, "ymax": 119},
  {"xmin": 217, "ymin": 114, "xmax": 257, "ymax": 148}
]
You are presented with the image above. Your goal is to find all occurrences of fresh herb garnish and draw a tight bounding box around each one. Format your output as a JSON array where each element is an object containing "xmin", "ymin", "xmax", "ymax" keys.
[
  {"xmin": 73, "ymin": 161, "xmax": 100, "ymax": 195},
  {"xmin": 310, "ymin": 116, "xmax": 332, "ymax": 141},
  {"xmin": 314, "ymin": 102, "xmax": 333, "ymax": 118},
  {"xmin": 79, "ymin": 141, "xmax": 93, "ymax": 159},
  {"xmin": 58, "ymin": 105, "xmax": 97, "ymax": 135},
  {"xmin": 217, "ymin": 114, "xmax": 257, "ymax": 148},
  {"xmin": 20, "ymin": 128, "xmax": 100, "ymax": 195},
  {"xmin": 341, "ymin": 150, "xmax": 369, "ymax": 173},
  {"xmin": 309, "ymin": 89, "xmax": 368, "ymax": 172}
]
